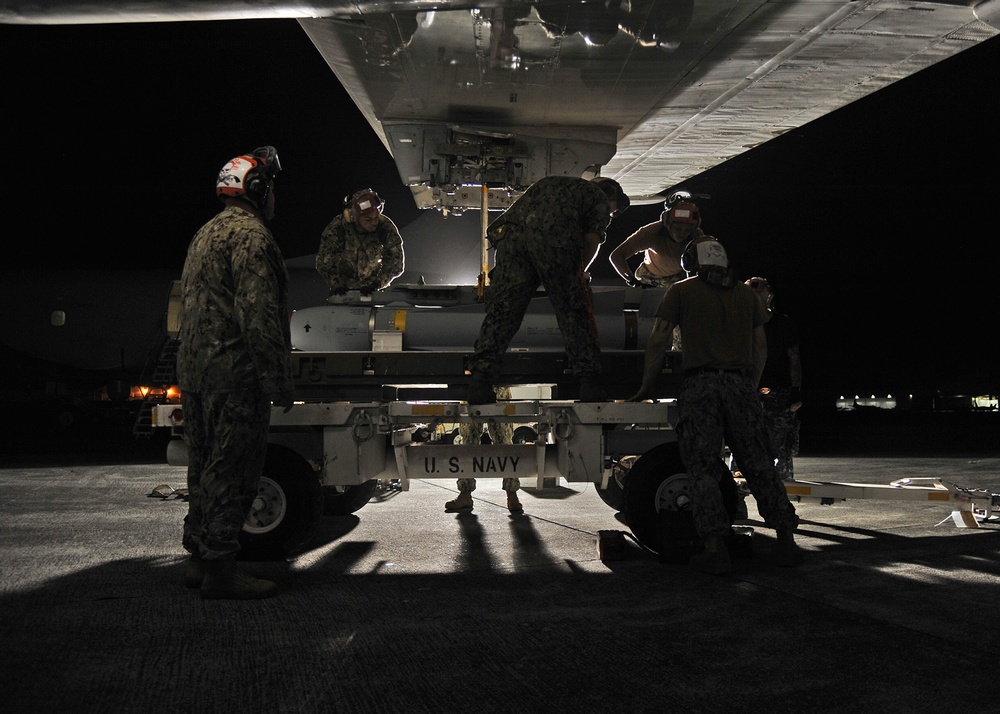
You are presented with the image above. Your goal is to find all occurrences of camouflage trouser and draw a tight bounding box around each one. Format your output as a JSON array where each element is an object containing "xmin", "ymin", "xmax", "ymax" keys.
[
  {"xmin": 457, "ymin": 387, "xmax": 519, "ymax": 493},
  {"xmin": 468, "ymin": 226, "xmax": 601, "ymax": 378},
  {"xmin": 456, "ymin": 477, "xmax": 520, "ymax": 493},
  {"xmin": 634, "ymin": 263, "xmax": 685, "ymax": 288},
  {"xmin": 677, "ymin": 372, "xmax": 798, "ymax": 538},
  {"xmin": 634, "ymin": 265, "xmax": 683, "ymax": 350},
  {"xmin": 182, "ymin": 390, "xmax": 270, "ymax": 560},
  {"xmin": 760, "ymin": 389, "xmax": 800, "ymax": 481}
]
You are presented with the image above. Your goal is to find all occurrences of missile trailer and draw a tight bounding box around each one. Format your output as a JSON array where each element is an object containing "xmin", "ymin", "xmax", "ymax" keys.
[
  {"xmin": 152, "ymin": 345, "xmax": 687, "ymax": 561},
  {"xmin": 149, "ymin": 284, "xmax": 1000, "ymax": 561}
]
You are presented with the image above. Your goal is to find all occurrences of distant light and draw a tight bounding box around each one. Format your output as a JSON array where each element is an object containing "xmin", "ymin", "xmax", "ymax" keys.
[{"xmin": 51, "ymin": 310, "xmax": 66, "ymax": 327}]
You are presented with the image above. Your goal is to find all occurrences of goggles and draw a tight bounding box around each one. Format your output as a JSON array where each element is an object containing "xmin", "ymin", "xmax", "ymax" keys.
[{"xmin": 669, "ymin": 202, "xmax": 699, "ymax": 224}]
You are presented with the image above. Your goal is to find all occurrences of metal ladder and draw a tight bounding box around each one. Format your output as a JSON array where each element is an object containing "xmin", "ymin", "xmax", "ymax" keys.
[{"xmin": 132, "ymin": 337, "xmax": 179, "ymax": 439}]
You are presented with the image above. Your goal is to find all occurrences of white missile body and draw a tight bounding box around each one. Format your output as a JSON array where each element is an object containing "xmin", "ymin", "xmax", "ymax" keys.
[{"xmin": 290, "ymin": 284, "xmax": 667, "ymax": 352}]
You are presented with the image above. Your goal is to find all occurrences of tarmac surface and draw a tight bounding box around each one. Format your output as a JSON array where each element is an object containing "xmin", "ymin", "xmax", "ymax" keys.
[{"xmin": 3, "ymin": 451, "xmax": 1000, "ymax": 713}]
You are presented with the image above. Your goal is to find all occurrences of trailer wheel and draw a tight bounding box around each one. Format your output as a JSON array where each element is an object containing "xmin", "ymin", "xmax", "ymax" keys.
[
  {"xmin": 511, "ymin": 426, "xmax": 538, "ymax": 444},
  {"xmin": 594, "ymin": 455, "xmax": 633, "ymax": 511},
  {"xmin": 323, "ymin": 480, "xmax": 378, "ymax": 516},
  {"xmin": 623, "ymin": 443, "xmax": 745, "ymax": 561},
  {"xmin": 622, "ymin": 442, "xmax": 701, "ymax": 559},
  {"xmin": 238, "ymin": 445, "xmax": 324, "ymax": 561}
]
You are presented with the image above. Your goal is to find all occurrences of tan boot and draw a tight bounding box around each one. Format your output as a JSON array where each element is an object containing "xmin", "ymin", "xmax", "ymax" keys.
[
  {"xmin": 688, "ymin": 534, "xmax": 733, "ymax": 576},
  {"xmin": 445, "ymin": 489, "xmax": 474, "ymax": 512},
  {"xmin": 200, "ymin": 559, "xmax": 278, "ymax": 600},
  {"xmin": 506, "ymin": 491, "xmax": 523, "ymax": 514}
]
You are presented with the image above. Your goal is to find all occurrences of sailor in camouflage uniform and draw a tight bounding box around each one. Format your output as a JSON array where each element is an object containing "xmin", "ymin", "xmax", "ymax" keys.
[
  {"xmin": 445, "ymin": 387, "xmax": 522, "ymax": 513},
  {"xmin": 316, "ymin": 188, "xmax": 404, "ymax": 295},
  {"xmin": 177, "ymin": 146, "xmax": 294, "ymax": 600},
  {"xmin": 631, "ymin": 237, "xmax": 802, "ymax": 575},
  {"xmin": 747, "ymin": 277, "xmax": 803, "ymax": 481},
  {"xmin": 465, "ymin": 175, "xmax": 629, "ymax": 404}
]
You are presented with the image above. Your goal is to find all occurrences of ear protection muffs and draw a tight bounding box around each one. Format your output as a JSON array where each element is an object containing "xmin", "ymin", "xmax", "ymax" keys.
[
  {"xmin": 747, "ymin": 277, "xmax": 774, "ymax": 309},
  {"xmin": 245, "ymin": 145, "xmax": 280, "ymax": 207},
  {"xmin": 680, "ymin": 239, "xmax": 698, "ymax": 274},
  {"xmin": 217, "ymin": 146, "xmax": 279, "ymax": 207},
  {"xmin": 244, "ymin": 162, "xmax": 271, "ymax": 206}
]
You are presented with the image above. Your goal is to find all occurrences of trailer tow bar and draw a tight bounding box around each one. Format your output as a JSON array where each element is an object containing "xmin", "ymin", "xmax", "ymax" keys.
[{"xmin": 781, "ymin": 477, "xmax": 1000, "ymax": 527}]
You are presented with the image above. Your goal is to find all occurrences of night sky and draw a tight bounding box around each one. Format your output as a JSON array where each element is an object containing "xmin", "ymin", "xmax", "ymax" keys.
[{"xmin": 3, "ymin": 19, "xmax": 999, "ymax": 406}]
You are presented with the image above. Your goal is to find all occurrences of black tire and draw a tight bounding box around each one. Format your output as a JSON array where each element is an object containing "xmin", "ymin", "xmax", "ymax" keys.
[
  {"xmin": 622, "ymin": 442, "xmax": 701, "ymax": 560},
  {"xmin": 511, "ymin": 426, "xmax": 538, "ymax": 444},
  {"xmin": 238, "ymin": 445, "xmax": 324, "ymax": 561},
  {"xmin": 323, "ymin": 480, "xmax": 378, "ymax": 516},
  {"xmin": 594, "ymin": 455, "xmax": 632, "ymax": 511}
]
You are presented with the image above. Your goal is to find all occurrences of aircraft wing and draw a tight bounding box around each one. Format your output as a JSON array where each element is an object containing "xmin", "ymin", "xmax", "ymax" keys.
[
  {"xmin": 298, "ymin": 0, "xmax": 999, "ymax": 210},
  {"xmin": 4, "ymin": 0, "xmax": 998, "ymax": 212}
]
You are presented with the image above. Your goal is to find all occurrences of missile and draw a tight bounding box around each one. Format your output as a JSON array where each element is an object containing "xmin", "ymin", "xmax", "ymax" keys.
[{"xmin": 290, "ymin": 283, "xmax": 668, "ymax": 352}]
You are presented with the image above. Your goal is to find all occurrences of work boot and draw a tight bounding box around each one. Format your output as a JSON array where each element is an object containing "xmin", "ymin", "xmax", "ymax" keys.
[
  {"xmin": 578, "ymin": 375, "xmax": 609, "ymax": 402},
  {"xmin": 466, "ymin": 373, "xmax": 496, "ymax": 405},
  {"xmin": 688, "ymin": 534, "xmax": 733, "ymax": 576},
  {"xmin": 506, "ymin": 490, "xmax": 523, "ymax": 514},
  {"xmin": 445, "ymin": 489, "xmax": 474, "ymax": 512},
  {"xmin": 774, "ymin": 528, "xmax": 805, "ymax": 567},
  {"xmin": 184, "ymin": 556, "xmax": 205, "ymax": 589},
  {"xmin": 200, "ymin": 559, "xmax": 278, "ymax": 600}
]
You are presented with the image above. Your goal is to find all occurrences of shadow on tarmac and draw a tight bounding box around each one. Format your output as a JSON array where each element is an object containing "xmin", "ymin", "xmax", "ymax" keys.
[{"xmin": 3, "ymin": 455, "xmax": 1000, "ymax": 712}]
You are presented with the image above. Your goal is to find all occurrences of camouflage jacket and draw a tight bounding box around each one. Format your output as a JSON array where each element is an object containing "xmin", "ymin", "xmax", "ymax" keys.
[
  {"xmin": 176, "ymin": 206, "xmax": 293, "ymax": 395},
  {"xmin": 316, "ymin": 213, "xmax": 405, "ymax": 291},
  {"xmin": 487, "ymin": 176, "xmax": 611, "ymax": 247}
]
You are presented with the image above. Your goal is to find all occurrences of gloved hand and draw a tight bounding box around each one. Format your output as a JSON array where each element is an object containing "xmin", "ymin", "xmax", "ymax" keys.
[
  {"xmin": 359, "ymin": 281, "xmax": 381, "ymax": 297},
  {"xmin": 329, "ymin": 285, "xmax": 347, "ymax": 296},
  {"xmin": 272, "ymin": 390, "xmax": 295, "ymax": 413}
]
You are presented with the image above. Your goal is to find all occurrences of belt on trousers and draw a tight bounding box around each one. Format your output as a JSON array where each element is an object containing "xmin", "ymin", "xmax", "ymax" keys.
[{"xmin": 684, "ymin": 366, "xmax": 750, "ymax": 378}]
